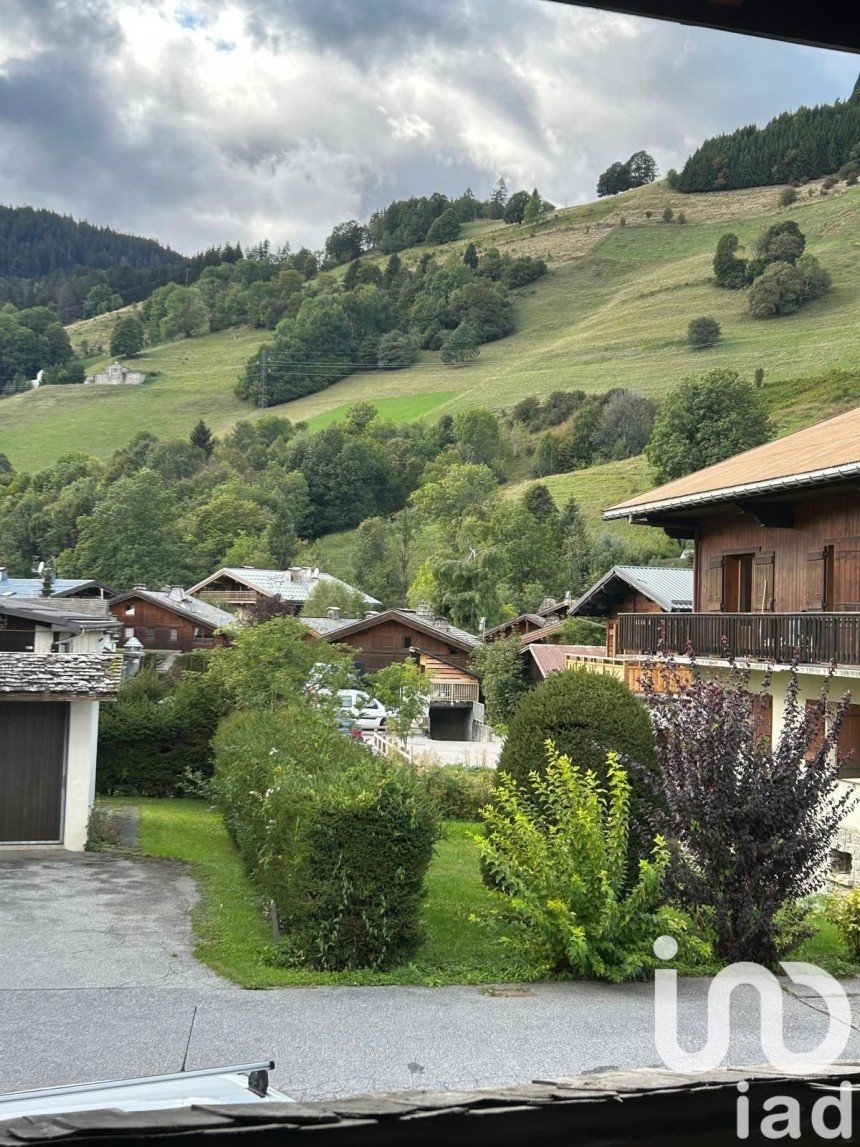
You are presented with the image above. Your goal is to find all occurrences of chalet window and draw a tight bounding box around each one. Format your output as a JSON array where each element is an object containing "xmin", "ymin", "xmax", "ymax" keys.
[
  {"xmin": 833, "ymin": 538, "xmax": 860, "ymax": 612},
  {"xmin": 752, "ymin": 693, "xmax": 773, "ymax": 746},
  {"xmin": 403, "ymin": 636, "xmax": 412, "ymax": 648},
  {"xmin": 169, "ymin": 628, "xmax": 179, "ymax": 643},
  {"xmin": 125, "ymin": 605, "xmax": 135, "ymax": 616},
  {"xmin": 448, "ymin": 647, "xmax": 459, "ymax": 656},
  {"xmin": 124, "ymin": 627, "xmax": 135, "ymax": 638},
  {"xmin": 751, "ymin": 552, "xmax": 775, "ymax": 613},
  {"xmin": 705, "ymin": 557, "xmax": 723, "ymax": 612}
]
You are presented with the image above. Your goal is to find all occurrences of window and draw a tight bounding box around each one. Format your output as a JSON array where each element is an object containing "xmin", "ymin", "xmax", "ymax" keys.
[
  {"xmin": 124, "ymin": 627, "xmax": 134, "ymax": 638},
  {"xmin": 838, "ymin": 704, "xmax": 860, "ymax": 780},
  {"xmin": 403, "ymin": 636, "xmax": 412, "ymax": 648},
  {"xmin": 169, "ymin": 628, "xmax": 179, "ymax": 643},
  {"xmin": 124, "ymin": 605, "xmax": 135, "ymax": 616}
]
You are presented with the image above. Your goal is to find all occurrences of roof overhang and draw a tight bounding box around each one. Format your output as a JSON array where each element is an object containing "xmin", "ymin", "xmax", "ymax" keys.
[{"xmin": 603, "ymin": 464, "xmax": 860, "ymax": 523}]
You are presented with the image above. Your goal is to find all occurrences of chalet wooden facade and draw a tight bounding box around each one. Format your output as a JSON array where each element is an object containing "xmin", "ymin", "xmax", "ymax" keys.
[
  {"xmin": 603, "ymin": 405, "xmax": 860, "ymax": 880},
  {"xmin": 110, "ymin": 588, "xmax": 234, "ymax": 653},
  {"xmin": 321, "ymin": 608, "xmax": 477, "ymax": 674}
]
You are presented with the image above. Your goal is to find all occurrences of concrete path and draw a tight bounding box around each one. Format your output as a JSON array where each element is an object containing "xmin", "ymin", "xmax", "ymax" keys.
[
  {"xmin": 407, "ymin": 734, "xmax": 503, "ymax": 767},
  {"xmin": 4, "ymin": 852, "xmax": 860, "ymax": 1102}
]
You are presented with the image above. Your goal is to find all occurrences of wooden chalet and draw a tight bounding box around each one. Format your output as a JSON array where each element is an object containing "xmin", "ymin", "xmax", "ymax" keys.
[{"xmin": 110, "ymin": 587, "xmax": 234, "ymax": 653}]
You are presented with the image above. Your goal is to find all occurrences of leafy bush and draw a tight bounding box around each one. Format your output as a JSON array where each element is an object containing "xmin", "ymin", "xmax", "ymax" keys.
[
  {"xmin": 97, "ymin": 663, "xmax": 229, "ymax": 796},
  {"xmin": 827, "ymin": 890, "xmax": 860, "ymax": 961},
  {"xmin": 470, "ymin": 634, "xmax": 528, "ymax": 730},
  {"xmin": 419, "ymin": 764, "xmax": 495, "ymax": 819},
  {"xmin": 687, "ymin": 316, "xmax": 721, "ymax": 349},
  {"xmin": 213, "ymin": 705, "xmax": 440, "ymax": 971},
  {"xmin": 496, "ymin": 668, "xmax": 656, "ymax": 804},
  {"xmin": 480, "ymin": 746, "xmax": 673, "ymax": 980},
  {"xmin": 748, "ymin": 257, "xmax": 831, "ymax": 318},
  {"xmin": 637, "ymin": 660, "xmax": 855, "ymax": 966},
  {"xmin": 779, "ymin": 187, "xmax": 798, "ymax": 206}
]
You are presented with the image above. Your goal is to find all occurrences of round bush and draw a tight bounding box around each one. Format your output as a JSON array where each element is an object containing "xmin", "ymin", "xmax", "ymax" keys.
[
  {"xmin": 496, "ymin": 668, "xmax": 657, "ymax": 798},
  {"xmin": 687, "ymin": 315, "xmax": 721, "ymax": 349}
]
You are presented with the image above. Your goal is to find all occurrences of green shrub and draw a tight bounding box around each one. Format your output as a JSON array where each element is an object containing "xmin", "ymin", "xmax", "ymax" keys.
[
  {"xmin": 419, "ymin": 764, "xmax": 495, "ymax": 819},
  {"xmin": 97, "ymin": 662, "xmax": 229, "ymax": 796},
  {"xmin": 213, "ymin": 705, "xmax": 440, "ymax": 971},
  {"xmin": 779, "ymin": 187, "xmax": 798, "ymax": 206},
  {"xmin": 480, "ymin": 746, "xmax": 675, "ymax": 980},
  {"xmin": 496, "ymin": 668, "xmax": 656, "ymax": 801},
  {"xmin": 827, "ymin": 889, "xmax": 860, "ymax": 960},
  {"xmin": 687, "ymin": 316, "xmax": 721, "ymax": 349}
]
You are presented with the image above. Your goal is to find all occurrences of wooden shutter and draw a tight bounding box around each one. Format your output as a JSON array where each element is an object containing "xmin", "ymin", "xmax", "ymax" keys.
[
  {"xmin": 705, "ymin": 557, "xmax": 723, "ymax": 612},
  {"xmin": 805, "ymin": 549, "xmax": 826, "ymax": 611},
  {"xmin": 751, "ymin": 552, "xmax": 775, "ymax": 613},
  {"xmin": 805, "ymin": 698, "xmax": 826, "ymax": 762},
  {"xmin": 752, "ymin": 693, "xmax": 773, "ymax": 746},
  {"xmin": 833, "ymin": 538, "xmax": 860, "ymax": 612}
]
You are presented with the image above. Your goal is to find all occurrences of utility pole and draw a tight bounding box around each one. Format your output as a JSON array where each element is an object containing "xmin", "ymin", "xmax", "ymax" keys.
[{"xmin": 258, "ymin": 348, "xmax": 268, "ymax": 409}]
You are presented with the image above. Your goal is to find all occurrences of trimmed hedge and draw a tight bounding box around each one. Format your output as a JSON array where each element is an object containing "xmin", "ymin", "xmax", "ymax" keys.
[
  {"xmin": 97, "ymin": 664, "xmax": 229, "ymax": 796},
  {"xmin": 495, "ymin": 668, "xmax": 657, "ymax": 822},
  {"xmin": 213, "ymin": 705, "xmax": 440, "ymax": 971}
]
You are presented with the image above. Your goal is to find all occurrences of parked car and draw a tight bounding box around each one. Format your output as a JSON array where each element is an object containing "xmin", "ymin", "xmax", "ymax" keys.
[{"xmin": 336, "ymin": 689, "xmax": 388, "ymax": 732}]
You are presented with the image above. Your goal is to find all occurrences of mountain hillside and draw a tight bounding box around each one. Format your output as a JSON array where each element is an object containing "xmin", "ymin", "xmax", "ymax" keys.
[{"xmin": 0, "ymin": 176, "xmax": 857, "ymax": 472}]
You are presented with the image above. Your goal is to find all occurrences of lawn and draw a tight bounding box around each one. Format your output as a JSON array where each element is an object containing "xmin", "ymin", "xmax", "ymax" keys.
[
  {"xmin": 2, "ymin": 181, "xmax": 857, "ymax": 472},
  {"xmin": 305, "ymin": 389, "xmax": 463, "ymax": 431},
  {"xmin": 127, "ymin": 798, "xmax": 537, "ymax": 987},
  {"xmin": 111, "ymin": 797, "xmax": 857, "ymax": 985}
]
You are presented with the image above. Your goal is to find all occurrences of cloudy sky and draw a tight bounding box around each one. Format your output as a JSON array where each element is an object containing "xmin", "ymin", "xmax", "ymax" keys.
[{"xmin": 0, "ymin": 0, "xmax": 855, "ymax": 254}]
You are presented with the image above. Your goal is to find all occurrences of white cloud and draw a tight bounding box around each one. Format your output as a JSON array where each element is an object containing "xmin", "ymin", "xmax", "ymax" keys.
[{"xmin": 0, "ymin": 0, "xmax": 855, "ymax": 252}]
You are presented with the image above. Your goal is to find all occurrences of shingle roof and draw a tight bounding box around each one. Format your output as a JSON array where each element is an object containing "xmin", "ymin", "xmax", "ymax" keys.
[
  {"xmin": 571, "ymin": 566, "xmax": 694, "ymax": 616},
  {"xmin": 522, "ymin": 643, "xmax": 608, "ymax": 678},
  {"xmin": 301, "ymin": 616, "xmax": 361, "ymax": 636},
  {"xmin": 110, "ymin": 588, "xmax": 235, "ymax": 630},
  {"xmin": 603, "ymin": 405, "xmax": 860, "ymax": 519},
  {"xmin": 188, "ymin": 567, "xmax": 380, "ymax": 605},
  {"xmin": 0, "ymin": 652, "xmax": 123, "ymax": 696}
]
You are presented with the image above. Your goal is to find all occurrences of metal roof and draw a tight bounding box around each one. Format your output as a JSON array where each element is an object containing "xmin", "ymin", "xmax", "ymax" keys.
[
  {"xmin": 187, "ymin": 567, "xmax": 380, "ymax": 605},
  {"xmin": 571, "ymin": 565, "xmax": 694, "ymax": 616},
  {"xmin": 300, "ymin": 616, "xmax": 361, "ymax": 636},
  {"xmin": 603, "ymin": 405, "xmax": 860, "ymax": 520},
  {"xmin": 0, "ymin": 598, "xmax": 117, "ymax": 633},
  {"xmin": 0, "ymin": 571, "xmax": 108, "ymax": 599}
]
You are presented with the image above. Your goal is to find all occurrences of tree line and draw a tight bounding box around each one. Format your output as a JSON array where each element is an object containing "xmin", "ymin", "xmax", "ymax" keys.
[{"xmin": 672, "ymin": 81, "xmax": 860, "ymax": 193}]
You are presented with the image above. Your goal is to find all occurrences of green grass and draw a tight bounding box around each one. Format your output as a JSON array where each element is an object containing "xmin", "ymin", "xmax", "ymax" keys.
[
  {"xmin": 128, "ymin": 798, "xmax": 537, "ymax": 987},
  {"xmin": 2, "ymin": 181, "xmax": 857, "ymax": 472},
  {"xmin": 305, "ymin": 389, "xmax": 462, "ymax": 431}
]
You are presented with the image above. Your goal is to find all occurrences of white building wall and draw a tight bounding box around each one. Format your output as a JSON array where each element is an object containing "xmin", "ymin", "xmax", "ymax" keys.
[{"xmin": 63, "ymin": 700, "xmax": 100, "ymax": 851}]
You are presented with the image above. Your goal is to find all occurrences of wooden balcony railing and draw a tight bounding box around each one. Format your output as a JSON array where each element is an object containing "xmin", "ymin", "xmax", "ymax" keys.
[
  {"xmin": 617, "ymin": 612, "xmax": 860, "ymax": 667},
  {"xmin": 428, "ymin": 679, "xmax": 480, "ymax": 703},
  {"xmin": 196, "ymin": 590, "xmax": 256, "ymax": 605}
]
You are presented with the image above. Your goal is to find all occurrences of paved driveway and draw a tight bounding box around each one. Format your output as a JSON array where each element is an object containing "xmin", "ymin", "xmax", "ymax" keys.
[
  {"xmin": 4, "ymin": 852, "xmax": 860, "ymax": 1102},
  {"xmin": 0, "ymin": 851, "xmax": 223, "ymax": 990}
]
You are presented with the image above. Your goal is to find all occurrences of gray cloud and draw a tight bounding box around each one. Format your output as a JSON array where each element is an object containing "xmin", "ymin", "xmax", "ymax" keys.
[{"xmin": 0, "ymin": 1, "xmax": 855, "ymax": 253}]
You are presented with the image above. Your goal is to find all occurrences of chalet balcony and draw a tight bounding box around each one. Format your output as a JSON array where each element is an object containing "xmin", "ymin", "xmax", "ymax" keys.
[
  {"xmin": 196, "ymin": 590, "xmax": 257, "ymax": 606},
  {"xmin": 616, "ymin": 612, "xmax": 860, "ymax": 668},
  {"xmin": 427, "ymin": 679, "xmax": 480, "ymax": 704}
]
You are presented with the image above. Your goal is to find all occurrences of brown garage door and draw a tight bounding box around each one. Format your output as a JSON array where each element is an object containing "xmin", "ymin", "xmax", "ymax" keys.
[{"xmin": 0, "ymin": 702, "xmax": 68, "ymax": 843}]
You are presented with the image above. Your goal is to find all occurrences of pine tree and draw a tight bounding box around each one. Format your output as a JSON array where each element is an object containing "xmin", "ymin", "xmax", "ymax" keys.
[
  {"xmin": 463, "ymin": 242, "xmax": 479, "ymax": 269},
  {"xmin": 189, "ymin": 420, "xmax": 214, "ymax": 458}
]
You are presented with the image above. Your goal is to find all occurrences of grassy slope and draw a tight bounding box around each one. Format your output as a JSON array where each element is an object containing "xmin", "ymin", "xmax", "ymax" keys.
[
  {"xmin": 130, "ymin": 798, "xmax": 536, "ymax": 987},
  {"xmin": 0, "ymin": 179, "xmax": 856, "ymax": 472}
]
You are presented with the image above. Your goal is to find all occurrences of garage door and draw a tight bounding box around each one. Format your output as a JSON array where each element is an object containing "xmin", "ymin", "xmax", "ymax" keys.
[{"xmin": 0, "ymin": 702, "xmax": 68, "ymax": 843}]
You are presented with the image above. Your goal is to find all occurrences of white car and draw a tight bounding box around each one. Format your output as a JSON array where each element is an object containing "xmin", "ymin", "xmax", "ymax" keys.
[{"xmin": 337, "ymin": 689, "xmax": 388, "ymax": 732}]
